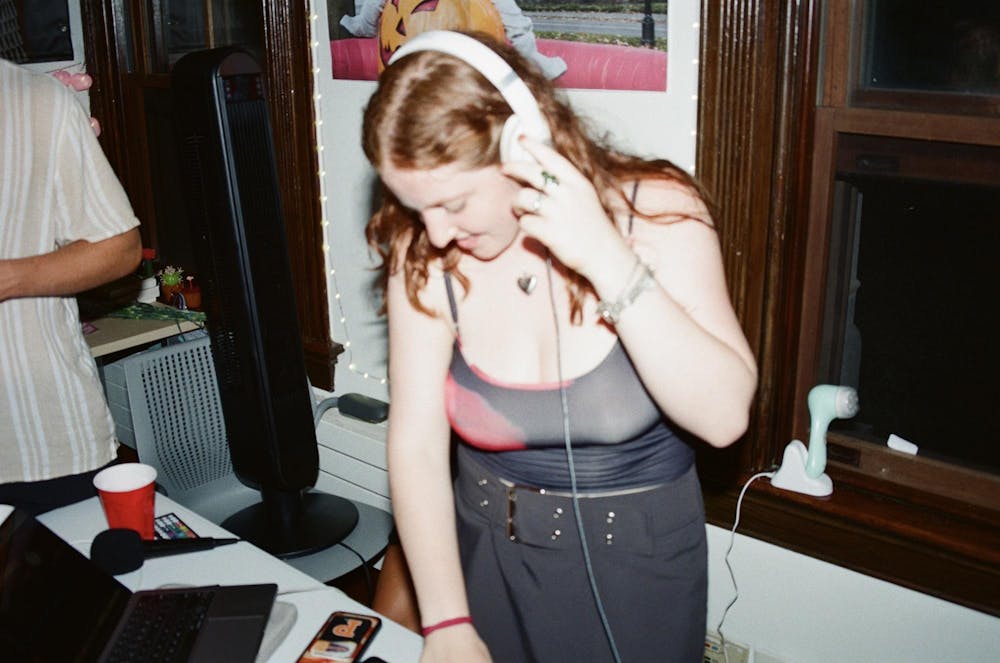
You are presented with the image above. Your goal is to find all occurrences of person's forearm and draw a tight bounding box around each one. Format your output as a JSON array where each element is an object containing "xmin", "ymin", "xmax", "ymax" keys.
[
  {"xmin": 614, "ymin": 286, "xmax": 758, "ymax": 446},
  {"xmin": 388, "ymin": 441, "xmax": 472, "ymax": 626},
  {"xmin": 0, "ymin": 228, "xmax": 141, "ymax": 302},
  {"xmin": 586, "ymin": 228, "xmax": 757, "ymax": 447}
]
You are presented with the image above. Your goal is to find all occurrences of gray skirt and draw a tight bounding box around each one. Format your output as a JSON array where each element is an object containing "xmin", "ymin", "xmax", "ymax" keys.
[{"xmin": 454, "ymin": 447, "xmax": 707, "ymax": 663}]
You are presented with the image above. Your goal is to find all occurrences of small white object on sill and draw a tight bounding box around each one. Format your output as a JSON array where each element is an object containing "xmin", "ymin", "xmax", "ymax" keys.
[{"xmin": 887, "ymin": 433, "xmax": 919, "ymax": 455}]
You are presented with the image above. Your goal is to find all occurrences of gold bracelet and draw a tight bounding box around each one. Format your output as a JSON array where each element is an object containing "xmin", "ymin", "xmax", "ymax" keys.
[{"xmin": 596, "ymin": 259, "xmax": 655, "ymax": 325}]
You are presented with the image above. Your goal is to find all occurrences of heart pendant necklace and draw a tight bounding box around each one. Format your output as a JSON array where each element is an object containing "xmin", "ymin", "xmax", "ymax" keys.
[{"xmin": 517, "ymin": 273, "xmax": 538, "ymax": 295}]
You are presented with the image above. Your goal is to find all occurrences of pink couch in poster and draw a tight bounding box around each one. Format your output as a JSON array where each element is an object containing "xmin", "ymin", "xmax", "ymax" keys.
[{"xmin": 330, "ymin": 37, "xmax": 667, "ymax": 91}]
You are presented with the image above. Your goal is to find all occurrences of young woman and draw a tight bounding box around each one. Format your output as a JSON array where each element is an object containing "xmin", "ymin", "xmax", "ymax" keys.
[{"xmin": 363, "ymin": 32, "xmax": 757, "ymax": 663}]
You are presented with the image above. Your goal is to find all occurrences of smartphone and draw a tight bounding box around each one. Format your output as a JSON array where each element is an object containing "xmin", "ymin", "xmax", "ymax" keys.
[{"xmin": 297, "ymin": 611, "xmax": 382, "ymax": 663}]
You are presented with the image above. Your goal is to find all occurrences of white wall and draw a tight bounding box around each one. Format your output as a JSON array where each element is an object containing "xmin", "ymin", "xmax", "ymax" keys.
[
  {"xmin": 305, "ymin": 3, "xmax": 1000, "ymax": 662},
  {"xmin": 706, "ymin": 525, "xmax": 1000, "ymax": 662}
]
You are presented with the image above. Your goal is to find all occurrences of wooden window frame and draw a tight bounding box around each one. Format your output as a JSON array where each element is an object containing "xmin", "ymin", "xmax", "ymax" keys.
[
  {"xmin": 697, "ymin": 0, "xmax": 1000, "ymax": 616},
  {"xmin": 79, "ymin": 0, "xmax": 342, "ymax": 390}
]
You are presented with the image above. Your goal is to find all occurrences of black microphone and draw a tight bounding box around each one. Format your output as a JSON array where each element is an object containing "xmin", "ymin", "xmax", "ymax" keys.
[{"xmin": 91, "ymin": 528, "xmax": 240, "ymax": 575}]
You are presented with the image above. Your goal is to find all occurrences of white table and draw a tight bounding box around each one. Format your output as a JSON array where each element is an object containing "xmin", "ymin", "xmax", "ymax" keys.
[
  {"xmin": 33, "ymin": 496, "xmax": 423, "ymax": 663},
  {"xmin": 282, "ymin": 499, "xmax": 395, "ymax": 583},
  {"xmin": 85, "ymin": 311, "xmax": 201, "ymax": 358}
]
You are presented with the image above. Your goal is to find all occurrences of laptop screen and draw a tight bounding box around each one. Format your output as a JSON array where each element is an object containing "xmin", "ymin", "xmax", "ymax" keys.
[{"xmin": 0, "ymin": 509, "xmax": 132, "ymax": 662}]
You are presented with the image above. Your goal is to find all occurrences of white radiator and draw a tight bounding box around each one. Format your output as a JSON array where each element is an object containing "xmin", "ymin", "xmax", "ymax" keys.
[{"xmin": 315, "ymin": 410, "xmax": 390, "ymax": 513}]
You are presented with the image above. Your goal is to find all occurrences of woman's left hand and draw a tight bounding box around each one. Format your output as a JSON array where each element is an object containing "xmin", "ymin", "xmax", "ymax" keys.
[{"xmin": 502, "ymin": 138, "xmax": 629, "ymax": 280}]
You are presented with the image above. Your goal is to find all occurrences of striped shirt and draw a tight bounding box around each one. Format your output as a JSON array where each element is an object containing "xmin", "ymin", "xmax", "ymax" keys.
[{"xmin": 1, "ymin": 59, "xmax": 139, "ymax": 483}]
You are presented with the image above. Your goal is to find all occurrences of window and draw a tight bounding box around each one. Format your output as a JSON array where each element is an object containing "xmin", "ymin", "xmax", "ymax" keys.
[
  {"xmin": 807, "ymin": 0, "xmax": 1000, "ymax": 515},
  {"xmin": 852, "ymin": 0, "xmax": 1000, "ymax": 113},
  {"xmin": 697, "ymin": 0, "xmax": 1000, "ymax": 616},
  {"xmin": 148, "ymin": 1, "xmax": 264, "ymax": 72},
  {"xmin": 821, "ymin": 135, "xmax": 1000, "ymax": 484}
]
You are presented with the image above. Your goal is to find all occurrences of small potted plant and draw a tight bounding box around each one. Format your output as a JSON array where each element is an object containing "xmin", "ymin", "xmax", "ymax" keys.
[
  {"xmin": 182, "ymin": 275, "xmax": 202, "ymax": 310},
  {"xmin": 158, "ymin": 265, "xmax": 184, "ymax": 304}
]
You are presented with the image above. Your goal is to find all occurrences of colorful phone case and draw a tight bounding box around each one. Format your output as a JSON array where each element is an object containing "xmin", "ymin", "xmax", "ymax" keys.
[{"xmin": 297, "ymin": 611, "xmax": 382, "ymax": 663}]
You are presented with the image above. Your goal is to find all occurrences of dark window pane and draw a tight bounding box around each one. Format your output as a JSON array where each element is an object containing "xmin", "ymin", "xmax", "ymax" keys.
[
  {"xmin": 861, "ymin": 0, "xmax": 1000, "ymax": 94},
  {"xmin": 148, "ymin": 1, "xmax": 263, "ymax": 72},
  {"xmin": 0, "ymin": 0, "xmax": 72, "ymax": 63},
  {"xmin": 825, "ymin": 136, "xmax": 1000, "ymax": 473}
]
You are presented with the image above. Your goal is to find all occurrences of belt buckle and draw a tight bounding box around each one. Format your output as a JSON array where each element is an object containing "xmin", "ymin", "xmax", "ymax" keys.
[{"xmin": 505, "ymin": 485, "xmax": 518, "ymax": 542}]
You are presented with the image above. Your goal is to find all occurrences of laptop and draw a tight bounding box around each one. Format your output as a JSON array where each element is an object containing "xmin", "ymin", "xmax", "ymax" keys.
[{"xmin": 0, "ymin": 507, "xmax": 277, "ymax": 662}]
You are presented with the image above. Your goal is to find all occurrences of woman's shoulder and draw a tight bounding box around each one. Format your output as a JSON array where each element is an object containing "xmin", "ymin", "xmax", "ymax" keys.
[
  {"xmin": 629, "ymin": 175, "xmax": 712, "ymax": 226},
  {"xmin": 616, "ymin": 175, "xmax": 719, "ymax": 272}
]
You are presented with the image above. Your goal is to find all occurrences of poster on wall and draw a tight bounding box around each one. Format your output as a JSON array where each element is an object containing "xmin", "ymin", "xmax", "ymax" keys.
[{"xmin": 327, "ymin": 0, "xmax": 668, "ymax": 91}]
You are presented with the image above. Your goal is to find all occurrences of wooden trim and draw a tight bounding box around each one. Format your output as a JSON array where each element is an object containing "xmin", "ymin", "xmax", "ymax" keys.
[
  {"xmin": 826, "ymin": 434, "xmax": 1000, "ymax": 515},
  {"xmin": 697, "ymin": 0, "xmax": 822, "ymax": 477},
  {"xmin": 790, "ymin": 105, "xmax": 835, "ymax": 441},
  {"xmin": 259, "ymin": 2, "xmax": 342, "ymax": 390},
  {"xmin": 851, "ymin": 89, "xmax": 1000, "ymax": 118},
  {"xmin": 695, "ymin": 0, "xmax": 777, "ymax": 484},
  {"xmin": 78, "ymin": 2, "xmax": 129, "ymax": 175},
  {"xmin": 822, "ymin": 106, "xmax": 1000, "ymax": 146},
  {"xmin": 819, "ymin": 0, "xmax": 850, "ymax": 106}
]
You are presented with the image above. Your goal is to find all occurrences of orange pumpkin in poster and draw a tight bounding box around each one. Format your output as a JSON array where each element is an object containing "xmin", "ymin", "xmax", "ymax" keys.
[{"xmin": 377, "ymin": 0, "xmax": 505, "ymax": 71}]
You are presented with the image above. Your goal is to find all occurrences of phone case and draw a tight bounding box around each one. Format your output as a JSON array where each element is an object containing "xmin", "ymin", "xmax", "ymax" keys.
[{"xmin": 297, "ymin": 611, "xmax": 382, "ymax": 663}]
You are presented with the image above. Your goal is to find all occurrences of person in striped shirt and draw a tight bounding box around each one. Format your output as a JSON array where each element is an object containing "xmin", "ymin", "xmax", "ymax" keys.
[{"xmin": 0, "ymin": 57, "xmax": 141, "ymax": 515}]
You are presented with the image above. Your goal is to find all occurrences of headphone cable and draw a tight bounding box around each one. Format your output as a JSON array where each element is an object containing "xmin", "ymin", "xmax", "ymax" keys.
[{"xmin": 545, "ymin": 256, "xmax": 623, "ymax": 663}]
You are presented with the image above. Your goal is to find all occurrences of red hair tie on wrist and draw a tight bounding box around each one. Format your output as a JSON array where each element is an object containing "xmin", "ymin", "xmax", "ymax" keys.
[{"xmin": 421, "ymin": 616, "xmax": 473, "ymax": 637}]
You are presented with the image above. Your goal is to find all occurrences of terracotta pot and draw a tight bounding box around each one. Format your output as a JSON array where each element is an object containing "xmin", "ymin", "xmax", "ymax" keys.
[
  {"xmin": 160, "ymin": 282, "xmax": 183, "ymax": 304},
  {"xmin": 183, "ymin": 289, "xmax": 202, "ymax": 310}
]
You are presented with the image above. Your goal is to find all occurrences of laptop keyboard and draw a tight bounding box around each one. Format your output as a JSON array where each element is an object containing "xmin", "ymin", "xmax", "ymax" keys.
[{"xmin": 104, "ymin": 588, "xmax": 217, "ymax": 663}]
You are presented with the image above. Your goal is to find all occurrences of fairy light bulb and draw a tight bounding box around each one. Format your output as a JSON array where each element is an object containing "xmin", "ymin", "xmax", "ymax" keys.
[{"xmin": 307, "ymin": 0, "xmax": 387, "ymax": 387}]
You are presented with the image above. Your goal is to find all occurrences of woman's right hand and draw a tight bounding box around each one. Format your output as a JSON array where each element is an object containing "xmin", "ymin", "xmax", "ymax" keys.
[{"xmin": 420, "ymin": 625, "xmax": 492, "ymax": 663}]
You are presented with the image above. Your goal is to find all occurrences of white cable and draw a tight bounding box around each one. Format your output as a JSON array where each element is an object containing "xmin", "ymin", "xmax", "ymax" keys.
[{"xmin": 716, "ymin": 471, "xmax": 774, "ymax": 663}]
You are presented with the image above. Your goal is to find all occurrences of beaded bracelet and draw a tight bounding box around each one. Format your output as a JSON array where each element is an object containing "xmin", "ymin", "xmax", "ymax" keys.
[
  {"xmin": 421, "ymin": 616, "xmax": 473, "ymax": 637},
  {"xmin": 596, "ymin": 258, "xmax": 655, "ymax": 325}
]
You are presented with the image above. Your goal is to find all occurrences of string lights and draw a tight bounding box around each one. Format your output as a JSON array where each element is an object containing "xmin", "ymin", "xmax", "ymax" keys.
[{"xmin": 308, "ymin": 5, "xmax": 388, "ymax": 388}]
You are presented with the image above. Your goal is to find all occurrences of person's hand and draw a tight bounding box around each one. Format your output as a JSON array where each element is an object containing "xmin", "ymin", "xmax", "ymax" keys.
[
  {"xmin": 419, "ymin": 624, "xmax": 492, "ymax": 663},
  {"xmin": 502, "ymin": 137, "xmax": 630, "ymax": 282},
  {"xmin": 50, "ymin": 69, "xmax": 101, "ymax": 136},
  {"xmin": 51, "ymin": 69, "xmax": 92, "ymax": 92}
]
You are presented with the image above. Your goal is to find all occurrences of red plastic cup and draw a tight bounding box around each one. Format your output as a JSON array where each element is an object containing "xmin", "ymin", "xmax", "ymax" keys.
[{"xmin": 93, "ymin": 463, "xmax": 157, "ymax": 540}]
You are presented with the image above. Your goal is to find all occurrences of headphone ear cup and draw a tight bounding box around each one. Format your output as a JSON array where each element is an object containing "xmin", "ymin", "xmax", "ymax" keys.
[{"xmin": 499, "ymin": 114, "xmax": 535, "ymax": 165}]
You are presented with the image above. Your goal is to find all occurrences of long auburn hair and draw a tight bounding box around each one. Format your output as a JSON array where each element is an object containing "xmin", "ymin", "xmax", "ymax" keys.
[{"xmin": 363, "ymin": 32, "xmax": 712, "ymax": 321}]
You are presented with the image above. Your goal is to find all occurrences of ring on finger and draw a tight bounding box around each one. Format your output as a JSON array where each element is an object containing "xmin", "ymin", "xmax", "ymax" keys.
[
  {"xmin": 541, "ymin": 170, "xmax": 559, "ymax": 190},
  {"xmin": 529, "ymin": 190, "xmax": 545, "ymax": 214}
]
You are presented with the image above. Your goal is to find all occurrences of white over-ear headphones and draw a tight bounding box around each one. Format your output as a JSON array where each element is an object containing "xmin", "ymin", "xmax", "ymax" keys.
[{"xmin": 387, "ymin": 30, "xmax": 551, "ymax": 165}]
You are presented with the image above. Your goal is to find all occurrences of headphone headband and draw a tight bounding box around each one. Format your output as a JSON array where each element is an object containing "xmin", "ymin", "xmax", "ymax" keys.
[{"xmin": 387, "ymin": 30, "xmax": 551, "ymax": 147}]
